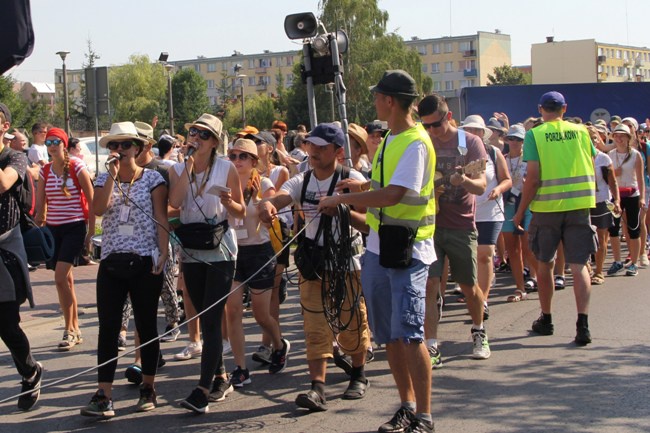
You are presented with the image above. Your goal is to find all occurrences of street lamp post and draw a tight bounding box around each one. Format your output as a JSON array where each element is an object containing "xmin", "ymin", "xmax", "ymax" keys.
[
  {"xmin": 56, "ymin": 51, "xmax": 71, "ymax": 135},
  {"xmin": 233, "ymin": 64, "xmax": 246, "ymax": 128},
  {"xmin": 326, "ymin": 83, "xmax": 335, "ymax": 122},
  {"xmin": 164, "ymin": 63, "xmax": 175, "ymax": 135}
]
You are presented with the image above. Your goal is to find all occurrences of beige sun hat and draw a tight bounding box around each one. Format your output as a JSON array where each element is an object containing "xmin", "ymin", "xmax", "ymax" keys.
[
  {"xmin": 459, "ymin": 114, "xmax": 492, "ymax": 141},
  {"xmin": 184, "ymin": 113, "xmax": 224, "ymax": 145},
  {"xmin": 230, "ymin": 138, "xmax": 258, "ymax": 158},
  {"xmin": 134, "ymin": 121, "xmax": 156, "ymax": 145},
  {"xmin": 99, "ymin": 122, "xmax": 149, "ymax": 148},
  {"xmin": 347, "ymin": 123, "xmax": 369, "ymax": 154}
]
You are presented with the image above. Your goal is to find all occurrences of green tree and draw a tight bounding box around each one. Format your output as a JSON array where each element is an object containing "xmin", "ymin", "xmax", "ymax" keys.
[
  {"xmin": 109, "ymin": 54, "xmax": 168, "ymax": 128},
  {"xmin": 222, "ymin": 94, "xmax": 276, "ymax": 137},
  {"xmin": 171, "ymin": 68, "xmax": 210, "ymax": 128},
  {"xmin": 0, "ymin": 75, "xmax": 54, "ymax": 131},
  {"xmin": 487, "ymin": 65, "xmax": 532, "ymax": 86},
  {"xmin": 285, "ymin": 0, "xmax": 429, "ymax": 127}
]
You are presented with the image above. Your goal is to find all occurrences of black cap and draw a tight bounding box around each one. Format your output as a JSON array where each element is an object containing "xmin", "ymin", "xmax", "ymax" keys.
[
  {"xmin": 369, "ymin": 70, "xmax": 419, "ymax": 97},
  {"xmin": 0, "ymin": 103, "xmax": 11, "ymax": 123}
]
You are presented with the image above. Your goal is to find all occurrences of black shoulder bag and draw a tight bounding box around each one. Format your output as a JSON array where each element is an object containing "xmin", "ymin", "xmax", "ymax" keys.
[{"xmin": 377, "ymin": 141, "xmax": 416, "ymax": 268}]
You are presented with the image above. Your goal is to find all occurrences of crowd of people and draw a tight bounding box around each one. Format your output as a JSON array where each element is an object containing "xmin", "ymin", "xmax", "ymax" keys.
[{"xmin": 2, "ymin": 71, "xmax": 650, "ymax": 433}]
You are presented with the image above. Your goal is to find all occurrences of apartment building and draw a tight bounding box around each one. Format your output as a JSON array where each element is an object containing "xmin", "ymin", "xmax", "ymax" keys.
[
  {"xmin": 404, "ymin": 31, "xmax": 512, "ymax": 98},
  {"xmin": 532, "ymin": 38, "xmax": 650, "ymax": 84}
]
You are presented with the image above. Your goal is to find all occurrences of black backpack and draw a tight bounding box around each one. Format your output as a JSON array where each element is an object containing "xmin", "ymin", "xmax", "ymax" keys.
[{"xmin": 0, "ymin": 147, "xmax": 36, "ymax": 229}]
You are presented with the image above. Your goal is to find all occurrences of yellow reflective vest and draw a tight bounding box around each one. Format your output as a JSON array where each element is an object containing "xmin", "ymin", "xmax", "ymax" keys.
[
  {"xmin": 367, "ymin": 124, "xmax": 436, "ymax": 241},
  {"xmin": 529, "ymin": 120, "xmax": 595, "ymax": 212}
]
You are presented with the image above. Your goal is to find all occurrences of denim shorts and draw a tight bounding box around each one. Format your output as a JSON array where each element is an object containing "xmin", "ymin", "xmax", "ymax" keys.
[
  {"xmin": 234, "ymin": 242, "xmax": 277, "ymax": 289},
  {"xmin": 360, "ymin": 251, "xmax": 428, "ymax": 345}
]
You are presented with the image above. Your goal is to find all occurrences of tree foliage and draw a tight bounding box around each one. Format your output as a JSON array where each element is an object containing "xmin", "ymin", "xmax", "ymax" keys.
[
  {"xmin": 285, "ymin": 0, "xmax": 429, "ymax": 127},
  {"xmin": 171, "ymin": 68, "xmax": 210, "ymax": 129},
  {"xmin": 222, "ymin": 94, "xmax": 277, "ymax": 137},
  {"xmin": 487, "ymin": 65, "xmax": 531, "ymax": 86}
]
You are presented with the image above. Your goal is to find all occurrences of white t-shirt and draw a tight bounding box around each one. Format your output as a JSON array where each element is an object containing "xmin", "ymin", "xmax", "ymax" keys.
[
  {"xmin": 595, "ymin": 151, "xmax": 613, "ymax": 203},
  {"xmin": 609, "ymin": 148, "xmax": 640, "ymax": 195},
  {"xmin": 28, "ymin": 143, "xmax": 48, "ymax": 165},
  {"xmin": 230, "ymin": 177, "xmax": 274, "ymax": 246},
  {"xmin": 365, "ymin": 136, "xmax": 437, "ymax": 265},
  {"xmin": 475, "ymin": 147, "xmax": 504, "ymax": 222},
  {"xmin": 282, "ymin": 167, "xmax": 365, "ymax": 270}
]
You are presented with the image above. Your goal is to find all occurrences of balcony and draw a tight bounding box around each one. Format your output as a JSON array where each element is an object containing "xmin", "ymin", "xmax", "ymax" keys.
[
  {"xmin": 255, "ymin": 67, "xmax": 268, "ymax": 74},
  {"xmin": 463, "ymin": 69, "xmax": 477, "ymax": 77},
  {"xmin": 597, "ymin": 55, "xmax": 606, "ymax": 64},
  {"xmin": 463, "ymin": 49, "xmax": 476, "ymax": 57},
  {"xmin": 256, "ymin": 82, "xmax": 268, "ymax": 91}
]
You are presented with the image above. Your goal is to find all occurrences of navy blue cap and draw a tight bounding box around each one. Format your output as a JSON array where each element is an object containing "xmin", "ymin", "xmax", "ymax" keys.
[
  {"xmin": 306, "ymin": 123, "xmax": 345, "ymax": 147},
  {"xmin": 539, "ymin": 91, "xmax": 566, "ymax": 107}
]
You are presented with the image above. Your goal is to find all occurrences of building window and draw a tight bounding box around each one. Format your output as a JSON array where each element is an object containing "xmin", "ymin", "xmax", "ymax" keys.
[
  {"xmin": 444, "ymin": 42, "xmax": 453, "ymax": 53},
  {"xmin": 618, "ymin": 66, "xmax": 624, "ymax": 76},
  {"xmin": 459, "ymin": 79, "xmax": 474, "ymax": 88},
  {"xmin": 248, "ymin": 59, "xmax": 255, "ymax": 68},
  {"xmin": 222, "ymin": 62, "xmax": 228, "ymax": 71},
  {"xmin": 209, "ymin": 96, "xmax": 216, "ymax": 105},
  {"xmin": 287, "ymin": 56, "xmax": 294, "ymax": 66},
  {"xmin": 459, "ymin": 41, "xmax": 472, "ymax": 52},
  {"xmin": 432, "ymin": 43, "xmax": 440, "ymax": 54},
  {"xmin": 206, "ymin": 79, "xmax": 215, "ymax": 89},
  {"xmin": 433, "ymin": 81, "xmax": 441, "ymax": 91},
  {"xmin": 445, "ymin": 61, "xmax": 453, "ymax": 72},
  {"xmin": 287, "ymin": 74, "xmax": 294, "ymax": 86},
  {"xmin": 207, "ymin": 63, "xmax": 216, "ymax": 72},
  {"xmin": 598, "ymin": 47, "xmax": 604, "ymax": 56},
  {"xmin": 422, "ymin": 64, "xmax": 428, "ymax": 73},
  {"xmin": 417, "ymin": 45, "xmax": 426, "ymax": 55},
  {"xmin": 445, "ymin": 81, "xmax": 454, "ymax": 91},
  {"xmin": 194, "ymin": 64, "xmax": 201, "ymax": 72},
  {"xmin": 260, "ymin": 58, "xmax": 271, "ymax": 68},
  {"xmin": 431, "ymin": 63, "xmax": 440, "ymax": 73},
  {"xmin": 616, "ymin": 50, "xmax": 622, "ymax": 59},
  {"xmin": 248, "ymin": 76, "xmax": 256, "ymax": 86}
]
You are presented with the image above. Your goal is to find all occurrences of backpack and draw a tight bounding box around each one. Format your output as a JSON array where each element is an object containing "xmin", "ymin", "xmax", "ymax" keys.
[
  {"xmin": 43, "ymin": 158, "xmax": 89, "ymax": 220},
  {"xmin": 0, "ymin": 147, "xmax": 34, "ymax": 228}
]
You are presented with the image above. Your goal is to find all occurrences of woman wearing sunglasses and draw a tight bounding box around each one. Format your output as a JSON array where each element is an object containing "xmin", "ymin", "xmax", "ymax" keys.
[
  {"xmin": 34, "ymin": 127, "xmax": 94, "ymax": 351},
  {"xmin": 224, "ymin": 138, "xmax": 289, "ymax": 390},
  {"xmin": 80, "ymin": 122, "xmax": 168, "ymax": 417},
  {"xmin": 169, "ymin": 113, "xmax": 245, "ymax": 413}
]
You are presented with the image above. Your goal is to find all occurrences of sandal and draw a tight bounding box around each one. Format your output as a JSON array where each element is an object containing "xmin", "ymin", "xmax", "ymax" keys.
[
  {"xmin": 554, "ymin": 275, "xmax": 566, "ymax": 290},
  {"xmin": 524, "ymin": 277, "xmax": 538, "ymax": 293},
  {"xmin": 507, "ymin": 290, "xmax": 528, "ymax": 303},
  {"xmin": 591, "ymin": 273, "xmax": 605, "ymax": 285}
]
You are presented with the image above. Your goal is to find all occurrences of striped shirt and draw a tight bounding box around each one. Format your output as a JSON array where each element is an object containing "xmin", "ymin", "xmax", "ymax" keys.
[{"xmin": 40, "ymin": 158, "xmax": 88, "ymax": 226}]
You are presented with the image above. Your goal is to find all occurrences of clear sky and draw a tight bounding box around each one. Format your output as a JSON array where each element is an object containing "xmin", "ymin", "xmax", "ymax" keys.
[{"xmin": 8, "ymin": 0, "xmax": 649, "ymax": 83}]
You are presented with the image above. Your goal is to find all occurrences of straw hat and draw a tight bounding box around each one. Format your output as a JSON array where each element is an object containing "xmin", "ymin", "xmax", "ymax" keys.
[
  {"xmin": 184, "ymin": 113, "xmax": 224, "ymax": 145},
  {"xmin": 99, "ymin": 122, "xmax": 148, "ymax": 148}
]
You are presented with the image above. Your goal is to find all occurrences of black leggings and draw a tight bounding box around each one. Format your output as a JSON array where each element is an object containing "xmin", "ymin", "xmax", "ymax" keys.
[
  {"xmin": 0, "ymin": 301, "xmax": 38, "ymax": 378},
  {"xmin": 96, "ymin": 257, "xmax": 163, "ymax": 383},
  {"xmin": 608, "ymin": 196, "xmax": 641, "ymax": 239},
  {"xmin": 182, "ymin": 260, "xmax": 234, "ymax": 389}
]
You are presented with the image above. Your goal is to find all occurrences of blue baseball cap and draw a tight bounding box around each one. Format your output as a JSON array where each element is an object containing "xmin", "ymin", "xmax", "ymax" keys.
[
  {"xmin": 539, "ymin": 91, "xmax": 566, "ymax": 107},
  {"xmin": 306, "ymin": 123, "xmax": 345, "ymax": 147}
]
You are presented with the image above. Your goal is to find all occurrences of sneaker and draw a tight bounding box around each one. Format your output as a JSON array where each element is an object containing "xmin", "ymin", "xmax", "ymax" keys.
[
  {"xmin": 554, "ymin": 275, "xmax": 566, "ymax": 290},
  {"xmin": 174, "ymin": 341, "xmax": 202, "ymax": 361},
  {"xmin": 58, "ymin": 331, "xmax": 77, "ymax": 351},
  {"xmin": 451, "ymin": 284, "xmax": 462, "ymax": 295},
  {"xmin": 117, "ymin": 334, "xmax": 127, "ymax": 351},
  {"xmin": 378, "ymin": 407, "xmax": 416, "ymax": 433},
  {"xmin": 230, "ymin": 366, "xmax": 251, "ymax": 388},
  {"xmin": 252, "ymin": 345, "xmax": 273, "ymax": 364},
  {"xmin": 269, "ymin": 338, "xmax": 290, "ymax": 374},
  {"xmin": 295, "ymin": 389, "xmax": 328, "ymax": 412},
  {"xmin": 208, "ymin": 376, "xmax": 234, "ymax": 402},
  {"xmin": 80, "ymin": 390, "xmax": 115, "ymax": 418},
  {"xmin": 222, "ymin": 339, "xmax": 232, "ymax": 355},
  {"xmin": 471, "ymin": 329, "xmax": 491, "ymax": 360},
  {"xmin": 531, "ymin": 314, "xmax": 554, "ymax": 335},
  {"xmin": 640, "ymin": 254, "xmax": 650, "ymax": 268},
  {"xmin": 524, "ymin": 277, "xmax": 538, "ymax": 293},
  {"xmin": 125, "ymin": 364, "xmax": 143, "ymax": 385},
  {"xmin": 483, "ymin": 304, "xmax": 490, "ymax": 321},
  {"xmin": 407, "ymin": 417, "xmax": 435, "ymax": 433},
  {"xmin": 607, "ymin": 261, "xmax": 624, "ymax": 276},
  {"xmin": 428, "ymin": 346, "xmax": 442, "ymax": 369},
  {"xmin": 625, "ymin": 263, "xmax": 638, "ymax": 276},
  {"xmin": 136, "ymin": 384, "xmax": 157, "ymax": 412},
  {"xmin": 180, "ymin": 388, "xmax": 209, "ymax": 414},
  {"xmin": 161, "ymin": 325, "xmax": 181, "ymax": 342},
  {"xmin": 575, "ymin": 326, "xmax": 592, "ymax": 346},
  {"xmin": 17, "ymin": 362, "xmax": 43, "ymax": 411}
]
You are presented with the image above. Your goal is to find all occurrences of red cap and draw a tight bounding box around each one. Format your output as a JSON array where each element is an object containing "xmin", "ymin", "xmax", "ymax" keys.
[{"xmin": 46, "ymin": 127, "xmax": 68, "ymax": 147}]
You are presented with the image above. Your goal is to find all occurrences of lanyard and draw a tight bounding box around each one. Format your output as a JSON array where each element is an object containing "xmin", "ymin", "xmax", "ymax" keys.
[
  {"xmin": 191, "ymin": 153, "xmax": 215, "ymax": 197},
  {"xmin": 121, "ymin": 168, "xmax": 140, "ymax": 206}
]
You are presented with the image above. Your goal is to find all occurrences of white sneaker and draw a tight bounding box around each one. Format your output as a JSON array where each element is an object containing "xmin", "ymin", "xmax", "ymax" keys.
[
  {"xmin": 471, "ymin": 329, "xmax": 491, "ymax": 360},
  {"xmin": 639, "ymin": 254, "xmax": 649, "ymax": 268},
  {"xmin": 161, "ymin": 326, "xmax": 181, "ymax": 342},
  {"xmin": 174, "ymin": 342, "xmax": 202, "ymax": 361},
  {"xmin": 222, "ymin": 340, "xmax": 232, "ymax": 355}
]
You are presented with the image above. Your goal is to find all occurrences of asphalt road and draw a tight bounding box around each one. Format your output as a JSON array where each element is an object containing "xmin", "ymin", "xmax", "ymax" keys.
[{"xmin": 0, "ymin": 260, "xmax": 648, "ymax": 433}]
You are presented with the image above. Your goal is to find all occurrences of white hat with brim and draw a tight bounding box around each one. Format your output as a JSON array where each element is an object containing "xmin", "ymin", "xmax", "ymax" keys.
[
  {"xmin": 184, "ymin": 113, "xmax": 224, "ymax": 146},
  {"xmin": 99, "ymin": 122, "xmax": 149, "ymax": 148},
  {"xmin": 459, "ymin": 114, "xmax": 492, "ymax": 141},
  {"xmin": 612, "ymin": 123, "xmax": 632, "ymax": 138},
  {"xmin": 134, "ymin": 121, "xmax": 156, "ymax": 145}
]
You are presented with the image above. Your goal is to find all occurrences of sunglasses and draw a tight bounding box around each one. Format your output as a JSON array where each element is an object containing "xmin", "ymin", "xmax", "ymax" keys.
[
  {"xmin": 421, "ymin": 112, "xmax": 448, "ymax": 129},
  {"xmin": 45, "ymin": 139, "xmax": 63, "ymax": 147},
  {"xmin": 228, "ymin": 152, "xmax": 253, "ymax": 161},
  {"xmin": 106, "ymin": 141, "xmax": 136, "ymax": 151},
  {"xmin": 188, "ymin": 127, "xmax": 213, "ymax": 141},
  {"xmin": 505, "ymin": 137, "xmax": 523, "ymax": 142}
]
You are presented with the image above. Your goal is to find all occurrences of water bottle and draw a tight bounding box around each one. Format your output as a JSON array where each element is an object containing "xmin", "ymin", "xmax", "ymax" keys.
[{"xmin": 606, "ymin": 200, "xmax": 621, "ymax": 218}]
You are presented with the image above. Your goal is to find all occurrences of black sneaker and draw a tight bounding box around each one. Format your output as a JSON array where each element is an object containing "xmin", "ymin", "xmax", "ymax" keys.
[
  {"xmin": 230, "ymin": 366, "xmax": 251, "ymax": 388},
  {"xmin": 531, "ymin": 314, "xmax": 554, "ymax": 335},
  {"xmin": 406, "ymin": 417, "xmax": 435, "ymax": 433},
  {"xmin": 209, "ymin": 376, "xmax": 234, "ymax": 402},
  {"xmin": 80, "ymin": 389, "xmax": 115, "ymax": 418},
  {"xmin": 18, "ymin": 362, "xmax": 43, "ymax": 411},
  {"xmin": 295, "ymin": 389, "xmax": 328, "ymax": 412},
  {"xmin": 378, "ymin": 407, "xmax": 416, "ymax": 433},
  {"xmin": 575, "ymin": 326, "xmax": 592, "ymax": 346},
  {"xmin": 136, "ymin": 384, "xmax": 157, "ymax": 412},
  {"xmin": 269, "ymin": 339, "xmax": 290, "ymax": 374},
  {"xmin": 180, "ymin": 388, "xmax": 209, "ymax": 414}
]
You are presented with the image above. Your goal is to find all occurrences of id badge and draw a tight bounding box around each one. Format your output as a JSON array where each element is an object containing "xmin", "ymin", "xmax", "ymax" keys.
[
  {"xmin": 191, "ymin": 196, "xmax": 205, "ymax": 211},
  {"xmin": 119, "ymin": 205, "xmax": 131, "ymax": 223},
  {"xmin": 235, "ymin": 227, "xmax": 249, "ymax": 240},
  {"xmin": 511, "ymin": 187, "xmax": 521, "ymax": 197},
  {"xmin": 118, "ymin": 224, "xmax": 134, "ymax": 236}
]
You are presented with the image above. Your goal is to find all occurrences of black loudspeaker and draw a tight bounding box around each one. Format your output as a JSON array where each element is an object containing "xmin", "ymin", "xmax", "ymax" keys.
[
  {"xmin": 85, "ymin": 67, "xmax": 110, "ymax": 117},
  {"xmin": 284, "ymin": 12, "xmax": 318, "ymax": 40}
]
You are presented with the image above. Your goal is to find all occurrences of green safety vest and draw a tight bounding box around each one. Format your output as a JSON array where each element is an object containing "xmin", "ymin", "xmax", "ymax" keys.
[
  {"xmin": 367, "ymin": 124, "xmax": 436, "ymax": 241},
  {"xmin": 530, "ymin": 120, "xmax": 595, "ymax": 212}
]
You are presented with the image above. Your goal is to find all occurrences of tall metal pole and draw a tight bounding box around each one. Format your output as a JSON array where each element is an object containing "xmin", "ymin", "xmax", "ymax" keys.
[
  {"xmin": 164, "ymin": 64, "xmax": 174, "ymax": 135},
  {"xmin": 240, "ymin": 76, "xmax": 246, "ymax": 128},
  {"xmin": 57, "ymin": 51, "xmax": 71, "ymax": 135},
  {"xmin": 326, "ymin": 83, "xmax": 335, "ymax": 121},
  {"xmin": 302, "ymin": 43, "xmax": 318, "ymax": 130}
]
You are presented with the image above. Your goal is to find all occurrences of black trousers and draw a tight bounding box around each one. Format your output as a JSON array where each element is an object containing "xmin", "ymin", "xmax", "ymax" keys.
[{"xmin": 0, "ymin": 300, "xmax": 38, "ymax": 378}]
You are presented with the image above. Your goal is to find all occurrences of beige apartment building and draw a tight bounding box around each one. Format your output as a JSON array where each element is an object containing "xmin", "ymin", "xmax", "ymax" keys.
[
  {"xmin": 532, "ymin": 38, "xmax": 650, "ymax": 84},
  {"xmin": 403, "ymin": 31, "xmax": 512, "ymax": 98}
]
